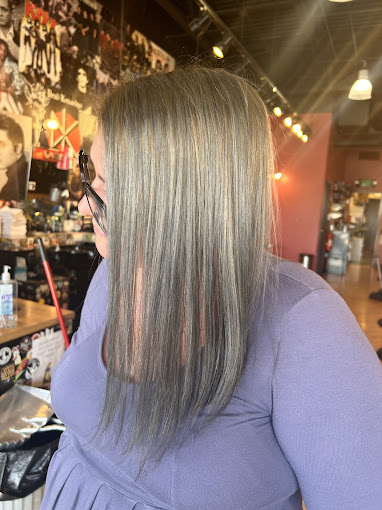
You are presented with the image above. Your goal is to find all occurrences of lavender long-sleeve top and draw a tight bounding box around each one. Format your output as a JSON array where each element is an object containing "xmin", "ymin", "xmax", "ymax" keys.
[{"xmin": 41, "ymin": 259, "xmax": 382, "ymax": 509}]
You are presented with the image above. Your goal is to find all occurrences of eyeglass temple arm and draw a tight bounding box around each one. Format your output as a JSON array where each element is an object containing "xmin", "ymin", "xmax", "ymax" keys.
[{"xmin": 79, "ymin": 150, "xmax": 89, "ymax": 184}]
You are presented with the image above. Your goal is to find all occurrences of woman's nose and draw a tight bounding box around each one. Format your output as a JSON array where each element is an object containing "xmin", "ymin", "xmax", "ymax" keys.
[{"xmin": 78, "ymin": 195, "xmax": 91, "ymax": 216}]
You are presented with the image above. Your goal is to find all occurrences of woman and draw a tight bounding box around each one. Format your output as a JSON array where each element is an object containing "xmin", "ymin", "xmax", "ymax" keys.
[{"xmin": 41, "ymin": 67, "xmax": 382, "ymax": 509}]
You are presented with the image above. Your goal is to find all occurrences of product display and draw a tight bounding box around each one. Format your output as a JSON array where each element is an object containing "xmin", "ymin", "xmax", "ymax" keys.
[
  {"xmin": 18, "ymin": 276, "xmax": 69, "ymax": 308},
  {"xmin": 0, "ymin": 207, "xmax": 27, "ymax": 240}
]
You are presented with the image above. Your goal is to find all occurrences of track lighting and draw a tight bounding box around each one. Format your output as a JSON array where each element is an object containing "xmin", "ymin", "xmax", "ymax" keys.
[
  {"xmin": 231, "ymin": 58, "xmax": 250, "ymax": 74},
  {"xmin": 292, "ymin": 122, "xmax": 302, "ymax": 134},
  {"xmin": 189, "ymin": 13, "xmax": 211, "ymax": 35},
  {"xmin": 187, "ymin": 1, "xmax": 312, "ymax": 141},
  {"xmin": 212, "ymin": 36, "xmax": 232, "ymax": 59}
]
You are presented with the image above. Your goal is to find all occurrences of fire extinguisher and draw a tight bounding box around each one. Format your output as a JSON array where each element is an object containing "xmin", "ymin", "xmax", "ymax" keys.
[{"xmin": 325, "ymin": 229, "xmax": 334, "ymax": 252}]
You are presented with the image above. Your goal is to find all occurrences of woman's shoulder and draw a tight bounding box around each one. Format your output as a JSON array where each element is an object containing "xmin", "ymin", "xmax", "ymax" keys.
[
  {"xmin": 271, "ymin": 258, "xmax": 331, "ymax": 295},
  {"xmin": 252, "ymin": 258, "xmax": 342, "ymax": 353},
  {"xmin": 267, "ymin": 258, "xmax": 336, "ymax": 317},
  {"xmin": 261, "ymin": 258, "xmax": 374, "ymax": 367}
]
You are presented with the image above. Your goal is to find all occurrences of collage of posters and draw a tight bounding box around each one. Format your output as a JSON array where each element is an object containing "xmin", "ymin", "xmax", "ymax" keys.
[{"xmin": 0, "ymin": 0, "xmax": 175, "ymax": 201}]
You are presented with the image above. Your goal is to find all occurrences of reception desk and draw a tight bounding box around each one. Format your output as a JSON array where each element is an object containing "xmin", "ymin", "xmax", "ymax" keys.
[{"xmin": 0, "ymin": 300, "xmax": 74, "ymax": 393}]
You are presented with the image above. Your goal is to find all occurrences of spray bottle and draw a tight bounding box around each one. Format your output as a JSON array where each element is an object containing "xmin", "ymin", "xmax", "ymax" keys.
[{"xmin": 0, "ymin": 265, "xmax": 18, "ymax": 327}]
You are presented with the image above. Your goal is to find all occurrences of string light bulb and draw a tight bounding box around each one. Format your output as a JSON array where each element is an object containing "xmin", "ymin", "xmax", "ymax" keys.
[
  {"xmin": 284, "ymin": 116, "xmax": 292, "ymax": 127},
  {"xmin": 274, "ymin": 172, "xmax": 283, "ymax": 180},
  {"xmin": 273, "ymin": 106, "xmax": 282, "ymax": 117}
]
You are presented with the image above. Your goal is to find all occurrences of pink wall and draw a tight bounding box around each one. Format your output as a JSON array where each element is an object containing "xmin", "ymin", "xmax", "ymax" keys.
[
  {"xmin": 272, "ymin": 113, "xmax": 332, "ymax": 269},
  {"xmin": 343, "ymin": 149, "xmax": 382, "ymax": 261},
  {"xmin": 326, "ymin": 146, "xmax": 346, "ymax": 182}
]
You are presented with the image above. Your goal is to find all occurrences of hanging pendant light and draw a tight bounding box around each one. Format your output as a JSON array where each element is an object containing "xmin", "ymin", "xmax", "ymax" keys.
[{"xmin": 348, "ymin": 62, "xmax": 372, "ymax": 100}]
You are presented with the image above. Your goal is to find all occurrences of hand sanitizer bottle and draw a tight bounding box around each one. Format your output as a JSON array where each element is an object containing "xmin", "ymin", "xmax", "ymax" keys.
[{"xmin": 0, "ymin": 265, "xmax": 18, "ymax": 328}]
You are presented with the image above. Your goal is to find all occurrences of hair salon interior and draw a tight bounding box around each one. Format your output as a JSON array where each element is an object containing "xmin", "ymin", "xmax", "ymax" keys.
[{"xmin": 0, "ymin": 0, "xmax": 381, "ymax": 506}]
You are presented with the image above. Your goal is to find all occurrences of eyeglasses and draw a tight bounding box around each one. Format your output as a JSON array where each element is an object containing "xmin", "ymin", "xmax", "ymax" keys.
[{"xmin": 79, "ymin": 149, "xmax": 107, "ymax": 234}]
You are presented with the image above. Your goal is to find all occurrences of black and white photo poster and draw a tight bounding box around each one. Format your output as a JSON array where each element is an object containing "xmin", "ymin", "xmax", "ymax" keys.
[{"xmin": 0, "ymin": 110, "xmax": 32, "ymax": 201}]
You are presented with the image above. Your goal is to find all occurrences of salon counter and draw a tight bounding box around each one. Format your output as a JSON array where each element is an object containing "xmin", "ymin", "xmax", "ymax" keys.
[
  {"xmin": 0, "ymin": 300, "xmax": 74, "ymax": 392},
  {"xmin": 0, "ymin": 299, "xmax": 74, "ymax": 345}
]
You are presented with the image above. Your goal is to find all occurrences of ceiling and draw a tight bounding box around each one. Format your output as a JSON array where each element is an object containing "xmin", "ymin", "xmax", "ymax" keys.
[{"xmin": 115, "ymin": 0, "xmax": 382, "ymax": 146}]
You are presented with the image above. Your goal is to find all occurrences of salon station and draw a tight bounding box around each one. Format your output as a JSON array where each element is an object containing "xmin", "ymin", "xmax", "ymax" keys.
[{"xmin": 0, "ymin": 0, "xmax": 381, "ymax": 507}]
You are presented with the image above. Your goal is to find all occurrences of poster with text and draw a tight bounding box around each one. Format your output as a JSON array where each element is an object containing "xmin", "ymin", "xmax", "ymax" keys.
[
  {"xmin": 19, "ymin": 1, "xmax": 62, "ymax": 88},
  {"xmin": 31, "ymin": 327, "xmax": 66, "ymax": 387}
]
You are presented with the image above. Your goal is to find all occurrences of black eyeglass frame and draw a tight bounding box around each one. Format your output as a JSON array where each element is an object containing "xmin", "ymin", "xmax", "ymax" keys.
[{"xmin": 78, "ymin": 149, "xmax": 107, "ymax": 233}]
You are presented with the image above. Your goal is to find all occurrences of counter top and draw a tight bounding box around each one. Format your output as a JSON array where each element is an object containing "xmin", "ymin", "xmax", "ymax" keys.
[{"xmin": 0, "ymin": 299, "xmax": 75, "ymax": 344}]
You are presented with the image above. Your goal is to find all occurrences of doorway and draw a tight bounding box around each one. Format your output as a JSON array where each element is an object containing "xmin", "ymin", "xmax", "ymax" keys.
[{"xmin": 349, "ymin": 192, "xmax": 382, "ymax": 266}]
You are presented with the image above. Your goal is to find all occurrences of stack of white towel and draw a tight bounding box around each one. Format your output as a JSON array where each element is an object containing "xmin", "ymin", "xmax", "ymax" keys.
[{"xmin": 0, "ymin": 207, "xmax": 27, "ymax": 239}]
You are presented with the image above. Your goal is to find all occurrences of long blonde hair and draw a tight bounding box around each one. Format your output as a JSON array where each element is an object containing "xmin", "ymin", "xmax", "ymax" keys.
[{"xmin": 97, "ymin": 66, "xmax": 278, "ymax": 466}]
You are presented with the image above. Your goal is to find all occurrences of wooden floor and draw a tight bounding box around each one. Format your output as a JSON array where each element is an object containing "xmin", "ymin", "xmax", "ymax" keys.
[{"xmin": 323, "ymin": 262, "xmax": 382, "ymax": 353}]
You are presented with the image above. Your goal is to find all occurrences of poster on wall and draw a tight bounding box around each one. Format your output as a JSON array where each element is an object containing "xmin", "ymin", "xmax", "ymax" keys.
[
  {"xmin": 149, "ymin": 39, "xmax": 175, "ymax": 73},
  {"xmin": 0, "ymin": 38, "xmax": 26, "ymax": 114},
  {"xmin": 19, "ymin": 1, "xmax": 62, "ymax": 88},
  {"xmin": 68, "ymin": 62, "xmax": 95, "ymax": 113},
  {"xmin": 67, "ymin": 109, "xmax": 96, "ymax": 199},
  {"xmin": 98, "ymin": 9, "xmax": 121, "ymax": 79},
  {"xmin": 123, "ymin": 29, "xmax": 175, "ymax": 78},
  {"xmin": 54, "ymin": 0, "xmax": 102, "ymax": 93},
  {"xmin": 43, "ymin": 99, "xmax": 80, "ymax": 153},
  {"xmin": 31, "ymin": 327, "xmax": 66, "ymax": 388},
  {"xmin": 0, "ymin": 0, "xmax": 177, "ymax": 198},
  {"xmin": 0, "ymin": 0, "xmax": 24, "ymax": 63},
  {"xmin": 0, "ymin": 111, "xmax": 32, "ymax": 201}
]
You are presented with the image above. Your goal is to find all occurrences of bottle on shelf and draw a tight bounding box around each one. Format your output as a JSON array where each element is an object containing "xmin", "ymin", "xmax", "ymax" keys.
[{"xmin": 0, "ymin": 265, "xmax": 18, "ymax": 328}]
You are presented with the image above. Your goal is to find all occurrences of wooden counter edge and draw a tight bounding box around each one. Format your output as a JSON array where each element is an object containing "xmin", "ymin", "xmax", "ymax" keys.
[{"xmin": 0, "ymin": 299, "xmax": 75, "ymax": 344}]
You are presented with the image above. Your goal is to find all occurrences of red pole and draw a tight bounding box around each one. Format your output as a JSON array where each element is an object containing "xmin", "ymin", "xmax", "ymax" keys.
[{"xmin": 37, "ymin": 238, "xmax": 70, "ymax": 349}]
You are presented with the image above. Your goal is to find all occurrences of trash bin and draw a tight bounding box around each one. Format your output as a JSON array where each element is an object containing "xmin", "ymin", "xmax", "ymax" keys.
[
  {"xmin": 350, "ymin": 236, "xmax": 364, "ymax": 263},
  {"xmin": 299, "ymin": 253, "xmax": 314, "ymax": 269},
  {"xmin": 0, "ymin": 421, "xmax": 62, "ymax": 500},
  {"xmin": 0, "ymin": 385, "xmax": 62, "ymax": 501}
]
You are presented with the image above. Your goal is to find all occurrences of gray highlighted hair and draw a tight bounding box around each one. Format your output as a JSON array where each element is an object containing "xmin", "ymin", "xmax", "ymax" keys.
[{"xmin": 97, "ymin": 66, "xmax": 278, "ymax": 468}]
